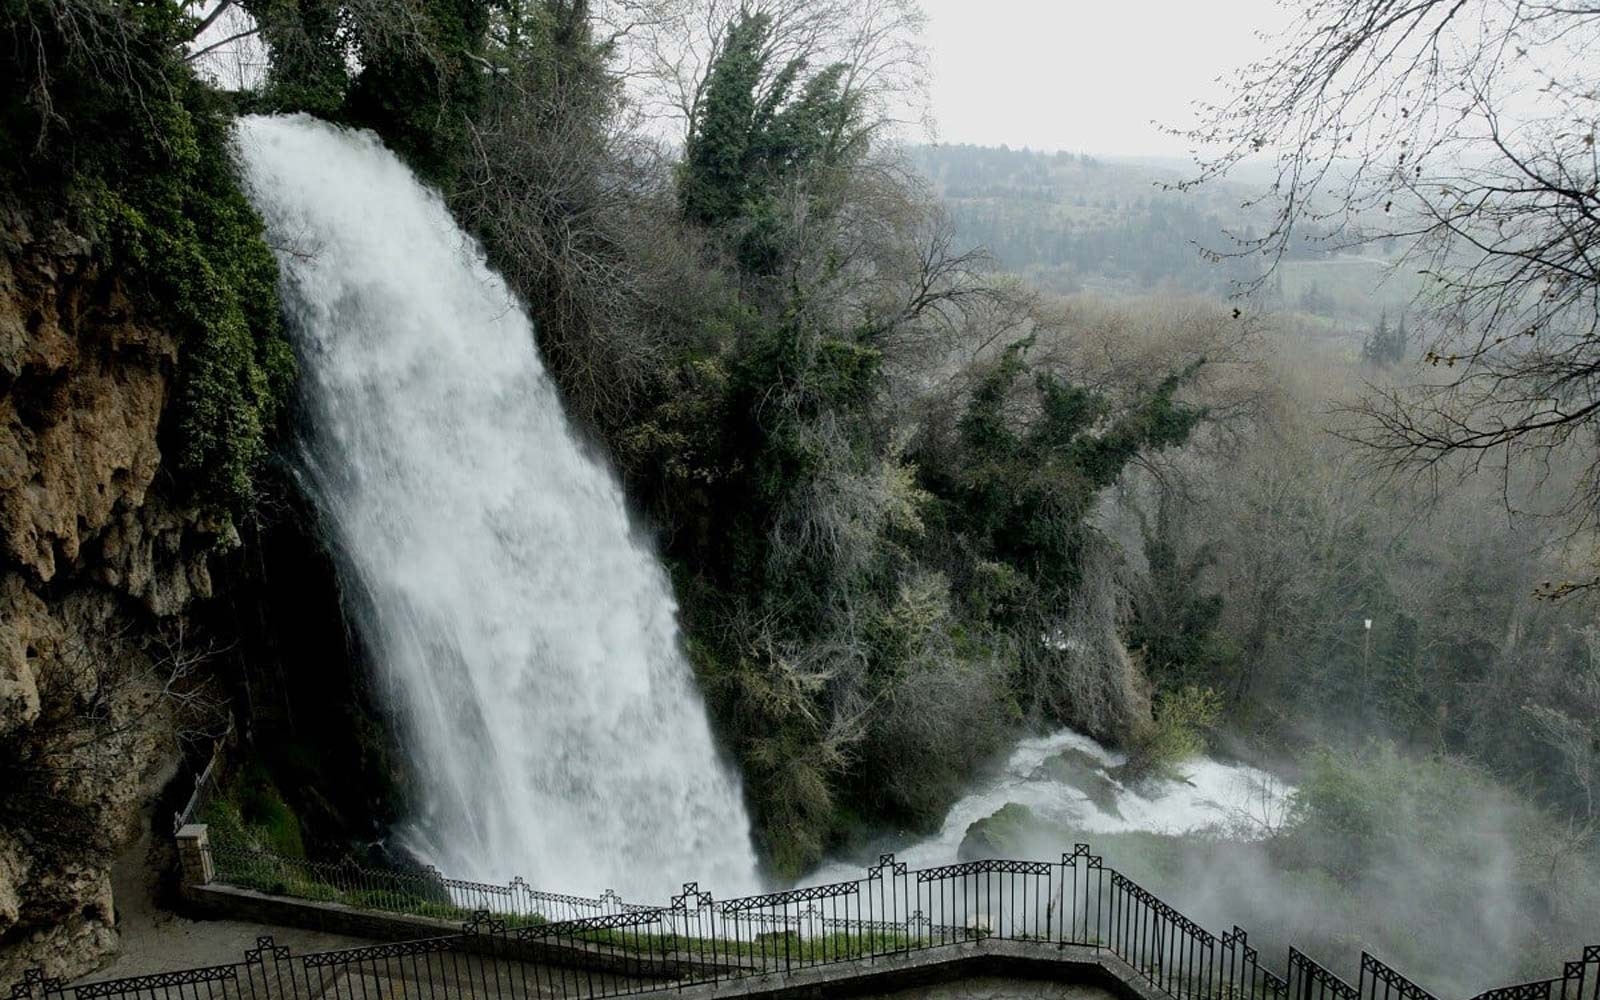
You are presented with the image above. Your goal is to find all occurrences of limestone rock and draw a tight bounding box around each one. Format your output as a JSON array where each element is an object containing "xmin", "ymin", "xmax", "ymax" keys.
[
  {"xmin": 0, "ymin": 579, "xmax": 42, "ymax": 738},
  {"xmin": 0, "ymin": 205, "xmax": 182, "ymax": 600},
  {"xmin": 0, "ymin": 203, "xmax": 209, "ymax": 981}
]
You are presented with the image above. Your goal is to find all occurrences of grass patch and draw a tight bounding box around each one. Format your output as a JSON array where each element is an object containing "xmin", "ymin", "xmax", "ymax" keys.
[
  {"xmin": 568, "ymin": 927, "xmax": 926, "ymax": 962},
  {"xmin": 207, "ymin": 843, "xmax": 549, "ymax": 929}
]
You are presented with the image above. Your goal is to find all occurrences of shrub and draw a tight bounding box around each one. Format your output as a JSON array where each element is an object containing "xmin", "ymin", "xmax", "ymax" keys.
[{"xmin": 1123, "ymin": 686, "xmax": 1221, "ymax": 781}]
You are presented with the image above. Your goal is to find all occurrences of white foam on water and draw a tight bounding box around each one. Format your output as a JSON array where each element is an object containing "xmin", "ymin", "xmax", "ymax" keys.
[{"xmin": 809, "ymin": 727, "xmax": 1291, "ymax": 883}]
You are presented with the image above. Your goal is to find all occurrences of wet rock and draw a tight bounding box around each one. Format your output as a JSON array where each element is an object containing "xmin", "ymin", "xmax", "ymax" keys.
[
  {"xmin": 958, "ymin": 803, "xmax": 1041, "ymax": 861},
  {"xmin": 1034, "ymin": 748, "xmax": 1123, "ymax": 818}
]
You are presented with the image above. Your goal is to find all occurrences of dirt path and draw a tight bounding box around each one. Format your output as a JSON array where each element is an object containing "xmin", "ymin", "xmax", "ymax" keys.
[{"xmin": 78, "ymin": 829, "xmax": 380, "ymax": 984}]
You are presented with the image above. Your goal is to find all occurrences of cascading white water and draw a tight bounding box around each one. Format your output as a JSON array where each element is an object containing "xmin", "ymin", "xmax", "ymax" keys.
[
  {"xmin": 235, "ymin": 114, "xmax": 759, "ymax": 900},
  {"xmin": 807, "ymin": 727, "xmax": 1292, "ymax": 884}
]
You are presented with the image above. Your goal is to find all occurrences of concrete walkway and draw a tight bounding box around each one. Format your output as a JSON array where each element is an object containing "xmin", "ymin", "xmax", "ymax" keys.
[
  {"xmin": 880, "ymin": 979, "xmax": 1117, "ymax": 1000},
  {"xmin": 80, "ymin": 835, "xmax": 1155, "ymax": 1000},
  {"xmin": 79, "ymin": 831, "xmax": 382, "ymax": 984}
]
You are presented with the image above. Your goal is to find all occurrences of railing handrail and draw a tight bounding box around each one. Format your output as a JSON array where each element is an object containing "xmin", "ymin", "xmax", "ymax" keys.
[
  {"xmin": 93, "ymin": 832, "xmax": 1595, "ymax": 1000},
  {"xmin": 1470, "ymin": 948, "xmax": 1600, "ymax": 1000},
  {"xmin": 170, "ymin": 725, "xmax": 233, "ymax": 835}
]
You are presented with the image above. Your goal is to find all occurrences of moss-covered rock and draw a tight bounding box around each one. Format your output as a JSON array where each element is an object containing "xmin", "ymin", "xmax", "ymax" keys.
[
  {"xmin": 3, "ymin": 2, "xmax": 295, "ymax": 521},
  {"xmin": 1036, "ymin": 748, "xmax": 1123, "ymax": 818},
  {"xmin": 958, "ymin": 803, "xmax": 1040, "ymax": 861}
]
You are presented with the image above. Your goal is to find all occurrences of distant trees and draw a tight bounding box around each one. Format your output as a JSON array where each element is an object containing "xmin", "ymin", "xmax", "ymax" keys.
[
  {"xmin": 908, "ymin": 145, "xmax": 1261, "ymax": 296},
  {"xmin": 1192, "ymin": 0, "xmax": 1600, "ymax": 584},
  {"xmin": 1361, "ymin": 312, "xmax": 1407, "ymax": 368}
]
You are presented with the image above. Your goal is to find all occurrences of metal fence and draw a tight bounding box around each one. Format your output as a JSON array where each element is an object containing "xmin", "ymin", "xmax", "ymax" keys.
[
  {"xmin": 207, "ymin": 842, "xmax": 651, "ymax": 926},
  {"xmin": 13, "ymin": 846, "xmax": 1599, "ymax": 1000},
  {"xmin": 171, "ymin": 731, "xmax": 229, "ymax": 836},
  {"xmin": 1469, "ymin": 947, "xmax": 1600, "ymax": 1000}
]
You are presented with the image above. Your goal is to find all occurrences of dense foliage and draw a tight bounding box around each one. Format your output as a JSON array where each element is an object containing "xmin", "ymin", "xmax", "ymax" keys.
[
  {"xmin": 241, "ymin": 0, "xmax": 490, "ymax": 183},
  {"xmin": 11, "ymin": 14, "xmax": 1600, "ymax": 979},
  {"xmin": 2, "ymin": 0, "xmax": 294, "ymax": 512}
]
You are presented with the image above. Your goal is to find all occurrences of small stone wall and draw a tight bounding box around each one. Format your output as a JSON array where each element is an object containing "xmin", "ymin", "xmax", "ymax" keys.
[{"xmin": 179, "ymin": 883, "xmax": 745, "ymax": 981}]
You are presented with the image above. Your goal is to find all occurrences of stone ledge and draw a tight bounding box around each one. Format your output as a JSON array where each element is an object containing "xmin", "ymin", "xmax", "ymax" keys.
[
  {"xmin": 660, "ymin": 939, "xmax": 1165, "ymax": 1000},
  {"xmin": 179, "ymin": 884, "xmax": 747, "ymax": 979}
]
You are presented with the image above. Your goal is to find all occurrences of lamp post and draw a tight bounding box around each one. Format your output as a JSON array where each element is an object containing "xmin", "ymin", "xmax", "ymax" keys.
[{"xmin": 1362, "ymin": 618, "xmax": 1373, "ymax": 715}]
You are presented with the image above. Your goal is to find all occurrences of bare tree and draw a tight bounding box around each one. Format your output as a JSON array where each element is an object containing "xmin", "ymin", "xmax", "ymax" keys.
[
  {"xmin": 1524, "ymin": 626, "xmax": 1600, "ymax": 818},
  {"xmin": 454, "ymin": 77, "xmax": 674, "ymax": 427},
  {"xmin": 619, "ymin": 0, "xmax": 930, "ymax": 140},
  {"xmin": 8, "ymin": 616, "xmax": 229, "ymax": 784},
  {"xmin": 1188, "ymin": 0, "xmax": 1600, "ymax": 583}
]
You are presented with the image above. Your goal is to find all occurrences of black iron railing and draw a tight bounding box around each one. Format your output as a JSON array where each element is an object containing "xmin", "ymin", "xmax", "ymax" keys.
[
  {"xmin": 207, "ymin": 841, "xmax": 648, "ymax": 926},
  {"xmin": 12, "ymin": 846, "xmax": 1598, "ymax": 1000},
  {"xmin": 1469, "ymin": 947, "xmax": 1600, "ymax": 1000}
]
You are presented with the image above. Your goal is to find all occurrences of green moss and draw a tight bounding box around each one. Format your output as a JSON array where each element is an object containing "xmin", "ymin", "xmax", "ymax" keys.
[
  {"xmin": 4, "ymin": 2, "xmax": 294, "ymax": 516},
  {"xmin": 202, "ymin": 765, "xmax": 306, "ymax": 859},
  {"xmin": 89, "ymin": 82, "xmax": 295, "ymax": 513},
  {"xmin": 958, "ymin": 803, "xmax": 1039, "ymax": 861}
]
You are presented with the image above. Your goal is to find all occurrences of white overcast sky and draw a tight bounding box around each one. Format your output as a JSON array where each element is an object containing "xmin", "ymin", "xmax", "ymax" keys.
[
  {"xmin": 918, "ymin": 0, "xmax": 1287, "ymax": 156},
  {"xmin": 194, "ymin": 0, "xmax": 1294, "ymax": 158}
]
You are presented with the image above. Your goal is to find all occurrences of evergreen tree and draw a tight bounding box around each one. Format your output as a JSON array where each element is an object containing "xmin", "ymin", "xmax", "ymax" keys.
[
  {"xmin": 679, "ymin": 12, "xmax": 771, "ymax": 228},
  {"xmin": 1362, "ymin": 310, "xmax": 1407, "ymax": 367},
  {"xmin": 679, "ymin": 10, "xmax": 863, "ymax": 271}
]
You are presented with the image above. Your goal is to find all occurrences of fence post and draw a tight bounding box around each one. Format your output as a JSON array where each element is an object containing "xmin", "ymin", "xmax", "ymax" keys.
[
  {"xmin": 7, "ymin": 968, "xmax": 60, "ymax": 1000},
  {"xmin": 175, "ymin": 823, "xmax": 214, "ymax": 889}
]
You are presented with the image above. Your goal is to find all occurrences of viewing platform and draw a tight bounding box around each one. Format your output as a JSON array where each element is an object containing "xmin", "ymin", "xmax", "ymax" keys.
[{"xmin": 8, "ymin": 827, "xmax": 1596, "ymax": 1000}]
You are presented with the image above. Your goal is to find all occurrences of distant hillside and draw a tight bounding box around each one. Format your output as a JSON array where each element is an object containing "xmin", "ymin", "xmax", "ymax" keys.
[
  {"xmin": 907, "ymin": 144, "xmax": 1264, "ymax": 297},
  {"xmin": 907, "ymin": 145, "xmax": 1417, "ymax": 327}
]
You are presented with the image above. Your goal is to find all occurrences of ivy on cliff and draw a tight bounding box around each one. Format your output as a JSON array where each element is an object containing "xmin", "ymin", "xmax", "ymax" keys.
[
  {"xmin": 240, "ymin": 0, "xmax": 492, "ymax": 186},
  {"xmin": 2, "ymin": 0, "xmax": 294, "ymax": 515}
]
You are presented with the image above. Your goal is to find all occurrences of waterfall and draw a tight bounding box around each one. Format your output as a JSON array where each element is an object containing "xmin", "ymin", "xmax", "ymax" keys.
[
  {"xmin": 806, "ymin": 727, "xmax": 1292, "ymax": 885},
  {"xmin": 235, "ymin": 114, "xmax": 759, "ymax": 900}
]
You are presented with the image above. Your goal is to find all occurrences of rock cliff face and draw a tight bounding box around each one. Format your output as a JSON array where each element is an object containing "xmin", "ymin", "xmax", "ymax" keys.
[{"xmin": 0, "ymin": 203, "xmax": 226, "ymax": 981}]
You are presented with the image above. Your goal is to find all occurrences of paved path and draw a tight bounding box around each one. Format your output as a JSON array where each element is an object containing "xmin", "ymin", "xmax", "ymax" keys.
[
  {"xmin": 882, "ymin": 979, "xmax": 1116, "ymax": 1000},
  {"xmin": 79, "ymin": 831, "xmax": 380, "ymax": 984}
]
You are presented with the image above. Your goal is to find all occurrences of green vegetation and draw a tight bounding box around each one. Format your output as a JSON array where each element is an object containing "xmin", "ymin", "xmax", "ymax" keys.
[
  {"xmin": 1, "ymin": 0, "xmax": 294, "ymax": 513},
  {"xmin": 201, "ymin": 764, "xmax": 307, "ymax": 859},
  {"xmin": 1120, "ymin": 686, "xmax": 1221, "ymax": 782},
  {"xmin": 9, "ymin": 3, "xmax": 1600, "ymax": 986},
  {"xmin": 242, "ymin": 0, "xmax": 492, "ymax": 185}
]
